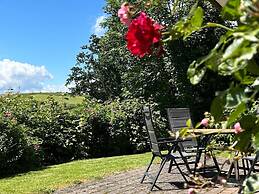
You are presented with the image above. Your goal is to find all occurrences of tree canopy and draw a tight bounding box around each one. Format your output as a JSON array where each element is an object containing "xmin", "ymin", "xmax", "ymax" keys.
[{"xmin": 67, "ymin": 0, "xmax": 231, "ymax": 120}]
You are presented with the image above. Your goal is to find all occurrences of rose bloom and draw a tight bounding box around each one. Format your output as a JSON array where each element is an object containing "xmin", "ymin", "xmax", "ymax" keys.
[
  {"xmin": 117, "ymin": 3, "xmax": 131, "ymax": 26},
  {"xmin": 126, "ymin": 12, "xmax": 163, "ymax": 57},
  {"xmin": 201, "ymin": 118, "xmax": 209, "ymax": 127},
  {"xmin": 234, "ymin": 122, "xmax": 242, "ymax": 134},
  {"xmin": 188, "ymin": 188, "xmax": 196, "ymax": 194}
]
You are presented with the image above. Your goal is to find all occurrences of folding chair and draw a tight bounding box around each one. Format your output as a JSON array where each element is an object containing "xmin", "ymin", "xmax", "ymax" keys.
[
  {"xmin": 166, "ymin": 108, "xmax": 221, "ymax": 175},
  {"xmin": 239, "ymin": 108, "xmax": 259, "ymax": 179},
  {"xmin": 242, "ymin": 151, "xmax": 259, "ymax": 177},
  {"xmin": 140, "ymin": 106, "xmax": 194, "ymax": 191}
]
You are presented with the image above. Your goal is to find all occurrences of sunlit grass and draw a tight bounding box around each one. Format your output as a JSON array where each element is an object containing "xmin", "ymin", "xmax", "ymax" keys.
[
  {"xmin": 20, "ymin": 93, "xmax": 85, "ymax": 105},
  {"xmin": 0, "ymin": 152, "xmax": 152, "ymax": 194}
]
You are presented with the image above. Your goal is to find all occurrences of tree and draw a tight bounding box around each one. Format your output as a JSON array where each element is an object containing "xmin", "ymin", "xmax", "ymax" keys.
[{"xmin": 67, "ymin": 0, "xmax": 231, "ymax": 120}]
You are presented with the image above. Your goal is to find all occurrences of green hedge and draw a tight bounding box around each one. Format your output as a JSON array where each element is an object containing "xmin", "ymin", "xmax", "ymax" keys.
[{"xmin": 0, "ymin": 94, "xmax": 166, "ymax": 175}]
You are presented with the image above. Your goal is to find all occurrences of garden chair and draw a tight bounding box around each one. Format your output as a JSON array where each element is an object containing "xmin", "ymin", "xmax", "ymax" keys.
[
  {"xmin": 242, "ymin": 151, "xmax": 259, "ymax": 177},
  {"xmin": 141, "ymin": 106, "xmax": 194, "ymax": 191},
  {"xmin": 166, "ymin": 108, "xmax": 220, "ymax": 174},
  {"xmin": 240, "ymin": 108, "xmax": 259, "ymax": 177}
]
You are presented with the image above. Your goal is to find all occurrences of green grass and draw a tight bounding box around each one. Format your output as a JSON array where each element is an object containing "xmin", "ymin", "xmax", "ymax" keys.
[
  {"xmin": 0, "ymin": 153, "xmax": 153, "ymax": 194},
  {"xmin": 16, "ymin": 92, "xmax": 85, "ymax": 105}
]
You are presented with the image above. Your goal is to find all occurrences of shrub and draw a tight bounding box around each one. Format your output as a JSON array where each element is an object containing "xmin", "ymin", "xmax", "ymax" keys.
[
  {"xmin": 0, "ymin": 94, "xmax": 168, "ymax": 174},
  {"xmin": 0, "ymin": 116, "xmax": 37, "ymax": 176}
]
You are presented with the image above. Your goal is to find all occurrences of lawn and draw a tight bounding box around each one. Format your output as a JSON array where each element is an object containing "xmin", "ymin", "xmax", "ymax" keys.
[{"xmin": 0, "ymin": 153, "xmax": 152, "ymax": 194}]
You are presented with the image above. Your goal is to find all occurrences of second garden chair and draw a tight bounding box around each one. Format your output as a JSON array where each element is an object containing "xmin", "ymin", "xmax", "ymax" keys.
[
  {"xmin": 141, "ymin": 106, "xmax": 194, "ymax": 191},
  {"xmin": 166, "ymin": 108, "xmax": 221, "ymax": 175}
]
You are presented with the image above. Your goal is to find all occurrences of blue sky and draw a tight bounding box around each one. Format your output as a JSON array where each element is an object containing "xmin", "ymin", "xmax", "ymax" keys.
[{"xmin": 0, "ymin": 0, "xmax": 106, "ymax": 93}]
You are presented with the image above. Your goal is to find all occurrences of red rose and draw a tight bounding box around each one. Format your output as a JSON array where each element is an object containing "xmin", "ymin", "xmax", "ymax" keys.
[{"xmin": 126, "ymin": 12, "xmax": 163, "ymax": 57}]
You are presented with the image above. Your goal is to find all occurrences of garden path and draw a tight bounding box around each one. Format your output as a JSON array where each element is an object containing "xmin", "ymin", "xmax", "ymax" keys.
[{"xmin": 54, "ymin": 158, "xmax": 240, "ymax": 194}]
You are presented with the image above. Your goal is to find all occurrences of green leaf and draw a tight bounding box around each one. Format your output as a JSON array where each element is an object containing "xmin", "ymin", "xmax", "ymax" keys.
[
  {"xmin": 179, "ymin": 127, "xmax": 189, "ymax": 137},
  {"xmin": 252, "ymin": 78, "xmax": 259, "ymax": 90},
  {"xmin": 225, "ymin": 86, "xmax": 247, "ymax": 108},
  {"xmin": 210, "ymin": 93, "xmax": 226, "ymax": 122},
  {"xmin": 186, "ymin": 119, "xmax": 192, "ymax": 128},
  {"xmin": 234, "ymin": 129, "xmax": 252, "ymax": 152},
  {"xmin": 204, "ymin": 51, "xmax": 222, "ymax": 72},
  {"xmin": 240, "ymin": 115, "xmax": 258, "ymax": 132},
  {"xmin": 223, "ymin": 38, "xmax": 245, "ymax": 60},
  {"xmin": 243, "ymin": 174, "xmax": 259, "ymax": 194},
  {"xmin": 254, "ymin": 131, "xmax": 259, "ymax": 151},
  {"xmin": 241, "ymin": 76, "xmax": 256, "ymax": 85},
  {"xmin": 218, "ymin": 59, "xmax": 248, "ymax": 76},
  {"xmin": 195, "ymin": 122, "xmax": 201, "ymax": 129},
  {"xmin": 227, "ymin": 102, "xmax": 246, "ymax": 127},
  {"xmin": 190, "ymin": 7, "xmax": 204, "ymax": 28},
  {"xmin": 221, "ymin": 0, "xmax": 241, "ymax": 20},
  {"xmin": 247, "ymin": 60, "xmax": 259, "ymax": 76},
  {"xmin": 233, "ymin": 69, "xmax": 246, "ymax": 82},
  {"xmin": 224, "ymin": 40, "xmax": 258, "ymax": 62},
  {"xmin": 188, "ymin": 0, "xmax": 199, "ymax": 16},
  {"xmin": 187, "ymin": 61, "xmax": 207, "ymax": 85}
]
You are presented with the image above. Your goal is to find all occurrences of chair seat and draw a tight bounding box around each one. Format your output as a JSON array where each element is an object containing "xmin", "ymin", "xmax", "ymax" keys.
[
  {"xmin": 243, "ymin": 155, "xmax": 259, "ymax": 162},
  {"xmin": 184, "ymin": 147, "xmax": 205, "ymax": 152},
  {"xmin": 171, "ymin": 151, "xmax": 196, "ymax": 158}
]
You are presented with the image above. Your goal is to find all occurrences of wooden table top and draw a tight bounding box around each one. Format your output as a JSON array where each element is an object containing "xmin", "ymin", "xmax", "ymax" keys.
[{"xmin": 187, "ymin": 128, "xmax": 235, "ymax": 135}]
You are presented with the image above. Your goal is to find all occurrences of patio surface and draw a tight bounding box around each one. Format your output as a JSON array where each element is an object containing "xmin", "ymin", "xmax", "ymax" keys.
[{"xmin": 54, "ymin": 158, "xmax": 240, "ymax": 194}]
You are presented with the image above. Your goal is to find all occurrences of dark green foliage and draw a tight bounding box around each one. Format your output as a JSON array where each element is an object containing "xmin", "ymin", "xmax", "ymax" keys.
[
  {"xmin": 0, "ymin": 118, "xmax": 37, "ymax": 175},
  {"xmin": 0, "ymin": 94, "xmax": 167, "ymax": 175}
]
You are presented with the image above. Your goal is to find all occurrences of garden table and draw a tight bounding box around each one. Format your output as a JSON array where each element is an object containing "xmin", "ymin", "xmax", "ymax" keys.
[{"xmin": 186, "ymin": 128, "xmax": 235, "ymax": 176}]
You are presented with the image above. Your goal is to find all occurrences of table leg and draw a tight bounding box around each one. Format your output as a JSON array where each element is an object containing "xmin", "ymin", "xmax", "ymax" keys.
[
  {"xmin": 227, "ymin": 162, "xmax": 234, "ymax": 180},
  {"xmin": 211, "ymin": 151, "xmax": 221, "ymax": 174},
  {"xmin": 193, "ymin": 148, "xmax": 202, "ymax": 176}
]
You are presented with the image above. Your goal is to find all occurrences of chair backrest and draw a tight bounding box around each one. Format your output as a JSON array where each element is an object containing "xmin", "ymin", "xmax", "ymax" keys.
[
  {"xmin": 166, "ymin": 108, "xmax": 197, "ymax": 149},
  {"xmin": 143, "ymin": 106, "xmax": 161, "ymax": 156}
]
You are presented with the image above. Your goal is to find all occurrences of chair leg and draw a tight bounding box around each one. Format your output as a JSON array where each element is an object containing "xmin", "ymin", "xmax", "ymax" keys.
[
  {"xmin": 168, "ymin": 159, "xmax": 174, "ymax": 173},
  {"xmin": 178, "ymin": 149, "xmax": 192, "ymax": 173},
  {"xmin": 246, "ymin": 159, "xmax": 250, "ymax": 173},
  {"xmin": 140, "ymin": 154, "xmax": 155, "ymax": 183},
  {"xmin": 242, "ymin": 159, "xmax": 246, "ymax": 176},
  {"xmin": 173, "ymin": 157, "xmax": 188, "ymax": 183},
  {"xmin": 150, "ymin": 157, "xmax": 167, "ymax": 191},
  {"xmin": 247, "ymin": 160, "xmax": 257, "ymax": 177},
  {"xmin": 233, "ymin": 160, "xmax": 240, "ymax": 181}
]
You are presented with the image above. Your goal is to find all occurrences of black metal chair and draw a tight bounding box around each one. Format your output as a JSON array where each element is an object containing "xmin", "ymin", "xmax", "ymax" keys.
[
  {"xmin": 141, "ymin": 106, "xmax": 193, "ymax": 191},
  {"xmin": 242, "ymin": 151, "xmax": 259, "ymax": 177},
  {"xmin": 166, "ymin": 108, "xmax": 221, "ymax": 175},
  {"xmin": 237, "ymin": 151, "xmax": 259, "ymax": 193}
]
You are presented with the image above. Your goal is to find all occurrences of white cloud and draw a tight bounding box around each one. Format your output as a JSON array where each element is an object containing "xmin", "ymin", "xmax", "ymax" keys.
[
  {"xmin": 93, "ymin": 15, "xmax": 106, "ymax": 36},
  {"xmin": 0, "ymin": 59, "xmax": 53, "ymax": 92}
]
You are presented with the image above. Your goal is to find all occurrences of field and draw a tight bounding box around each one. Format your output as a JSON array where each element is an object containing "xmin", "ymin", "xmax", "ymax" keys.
[{"xmin": 7, "ymin": 92, "xmax": 85, "ymax": 105}]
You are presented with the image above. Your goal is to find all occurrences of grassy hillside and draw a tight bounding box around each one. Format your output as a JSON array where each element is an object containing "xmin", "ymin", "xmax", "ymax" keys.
[{"xmin": 10, "ymin": 92, "xmax": 85, "ymax": 105}]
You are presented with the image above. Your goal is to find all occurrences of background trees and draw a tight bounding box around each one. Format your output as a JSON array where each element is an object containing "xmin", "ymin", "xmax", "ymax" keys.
[{"xmin": 66, "ymin": 0, "xmax": 231, "ymax": 121}]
